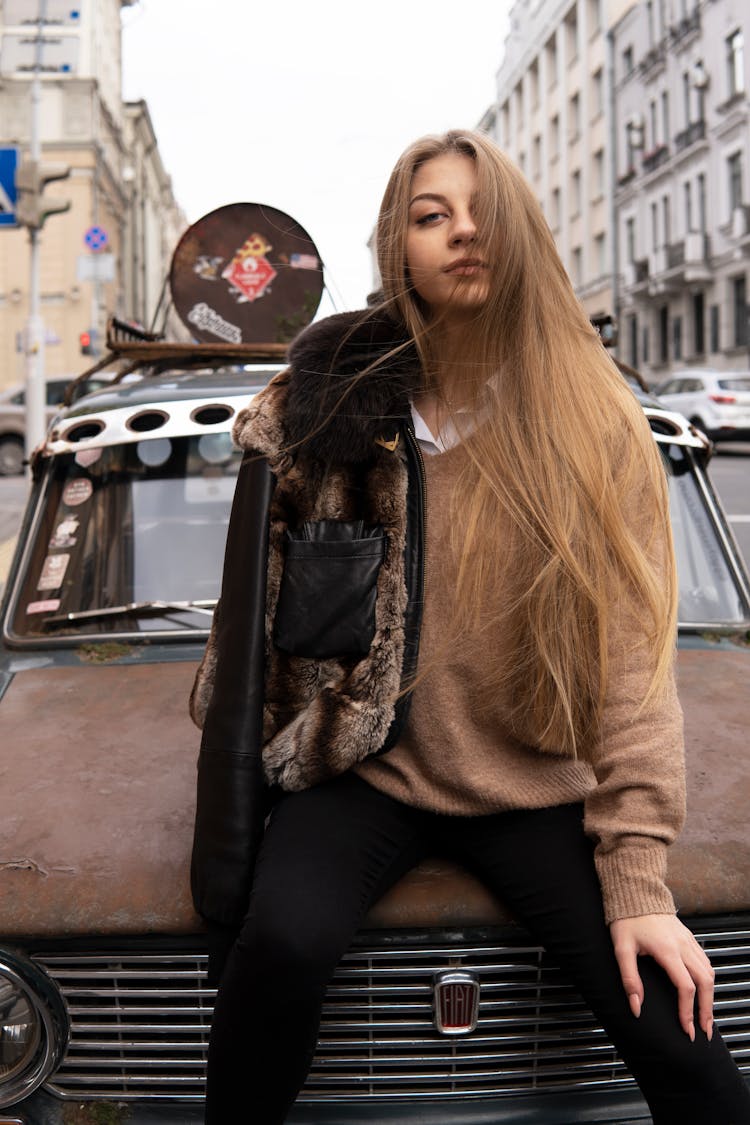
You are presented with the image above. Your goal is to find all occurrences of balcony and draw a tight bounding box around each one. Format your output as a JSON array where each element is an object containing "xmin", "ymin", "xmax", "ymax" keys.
[
  {"xmin": 669, "ymin": 9, "xmax": 701, "ymax": 47},
  {"xmin": 648, "ymin": 235, "xmax": 712, "ymax": 292},
  {"xmin": 642, "ymin": 144, "xmax": 670, "ymax": 174},
  {"xmin": 622, "ymin": 258, "xmax": 649, "ymax": 289},
  {"xmin": 674, "ymin": 119, "xmax": 706, "ymax": 153},
  {"xmin": 731, "ymin": 205, "xmax": 750, "ymax": 241},
  {"xmin": 638, "ymin": 42, "xmax": 666, "ymax": 78}
]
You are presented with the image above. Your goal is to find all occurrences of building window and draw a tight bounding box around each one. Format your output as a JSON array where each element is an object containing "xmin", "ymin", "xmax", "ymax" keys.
[
  {"xmin": 569, "ymin": 91, "xmax": 581, "ymax": 138},
  {"xmin": 661, "ymin": 91, "xmax": 669, "ymax": 147},
  {"xmin": 728, "ymin": 151, "xmax": 744, "ymax": 213},
  {"xmin": 587, "ymin": 0, "xmax": 601, "ymax": 35},
  {"xmin": 500, "ymin": 101, "xmax": 510, "ymax": 147},
  {"xmin": 551, "ymin": 186, "xmax": 561, "ymax": 228},
  {"xmin": 622, "ymin": 45, "xmax": 634, "ymax": 78},
  {"xmin": 628, "ymin": 314, "xmax": 638, "ymax": 367},
  {"xmin": 642, "ymin": 324, "xmax": 650, "ymax": 364},
  {"xmin": 727, "ymin": 29, "xmax": 745, "ymax": 98},
  {"xmin": 733, "ymin": 275, "xmax": 748, "ymax": 347},
  {"xmin": 530, "ymin": 58, "xmax": 540, "ymax": 108},
  {"xmin": 709, "ymin": 304, "xmax": 720, "ymax": 352},
  {"xmin": 592, "ymin": 67, "xmax": 604, "ymax": 116},
  {"xmin": 659, "ymin": 305, "xmax": 669, "ymax": 363},
  {"xmin": 682, "ymin": 72, "xmax": 691, "ymax": 127},
  {"xmin": 546, "ymin": 33, "xmax": 558, "ymax": 88},
  {"xmin": 565, "ymin": 4, "xmax": 579, "ymax": 62},
  {"xmin": 646, "ymin": 0, "xmax": 655, "ymax": 47},
  {"xmin": 594, "ymin": 232, "xmax": 606, "ymax": 274},
  {"xmin": 571, "ymin": 169, "xmax": 582, "ymax": 215},
  {"xmin": 626, "ymin": 216, "xmax": 636, "ymax": 262},
  {"xmin": 533, "ymin": 134, "xmax": 542, "ymax": 178},
  {"xmin": 684, "ymin": 181, "xmax": 693, "ymax": 231},
  {"xmin": 514, "ymin": 81, "xmax": 524, "ymax": 131},
  {"xmin": 697, "ymin": 172, "xmax": 707, "ymax": 232},
  {"xmin": 662, "ymin": 194, "xmax": 671, "ymax": 245},
  {"xmin": 695, "ymin": 60, "xmax": 706, "ymax": 123},
  {"xmin": 692, "ymin": 292, "xmax": 705, "ymax": 355},
  {"xmin": 593, "ymin": 149, "xmax": 604, "ymax": 197},
  {"xmin": 550, "ymin": 114, "xmax": 560, "ymax": 159},
  {"xmin": 651, "ymin": 200, "xmax": 659, "ymax": 249},
  {"xmin": 572, "ymin": 246, "xmax": 582, "ymax": 285},
  {"xmin": 673, "ymin": 315, "xmax": 683, "ymax": 360},
  {"xmin": 649, "ymin": 100, "xmax": 658, "ymax": 148}
]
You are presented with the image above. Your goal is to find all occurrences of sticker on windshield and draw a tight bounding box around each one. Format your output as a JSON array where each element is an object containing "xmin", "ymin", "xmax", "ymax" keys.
[
  {"xmin": 38, "ymin": 553, "xmax": 70, "ymax": 591},
  {"xmin": 62, "ymin": 478, "xmax": 93, "ymax": 507},
  {"xmin": 75, "ymin": 448, "xmax": 102, "ymax": 468},
  {"xmin": 49, "ymin": 515, "xmax": 79, "ymax": 549},
  {"xmin": 26, "ymin": 598, "xmax": 61, "ymax": 614}
]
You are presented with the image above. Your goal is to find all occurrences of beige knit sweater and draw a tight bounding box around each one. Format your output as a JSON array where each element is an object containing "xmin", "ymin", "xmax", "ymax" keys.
[{"xmin": 356, "ymin": 441, "xmax": 686, "ymax": 924}]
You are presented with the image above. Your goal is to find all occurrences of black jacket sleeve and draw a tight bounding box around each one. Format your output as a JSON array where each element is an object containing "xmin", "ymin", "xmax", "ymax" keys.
[{"xmin": 190, "ymin": 451, "xmax": 274, "ymax": 928}]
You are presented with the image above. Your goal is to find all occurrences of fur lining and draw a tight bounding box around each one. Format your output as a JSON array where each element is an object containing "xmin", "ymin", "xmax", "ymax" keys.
[
  {"xmin": 196, "ymin": 309, "xmax": 421, "ymax": 789},
  {"xmin": 233, "ymin": 309, "xmax": 420, "ymax": 465},
  {"xmin": 261, "ymin": 448, "xmax": 410, "ymax": 789}
]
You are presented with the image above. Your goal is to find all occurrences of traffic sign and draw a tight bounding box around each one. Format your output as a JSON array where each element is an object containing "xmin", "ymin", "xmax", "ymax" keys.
[
  {"xmin": 0, "ymin": 31, "xmax": 80, "ymax": 76},
  {"xmin": 0, "ymin": 147, "xmax": 19, "ymax": 226},
  {"xmin": 84, "ymin": 224, "xmax": 108, "ymax": 251},
  {"xmin": 4, "ymin": 1, "xmax": 82, "ymax": 26}
]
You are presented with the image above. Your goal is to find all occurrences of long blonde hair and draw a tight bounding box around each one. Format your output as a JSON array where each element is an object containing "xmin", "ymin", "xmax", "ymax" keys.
[{"xmin": 374, "ymin": 129, "xmax": 677, "ymax": 758}]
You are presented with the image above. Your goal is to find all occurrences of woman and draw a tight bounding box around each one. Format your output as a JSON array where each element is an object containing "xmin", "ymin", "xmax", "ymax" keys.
[{"xmin": 190, "ymin": 130, "xmax": 750, "ymax": 1123}]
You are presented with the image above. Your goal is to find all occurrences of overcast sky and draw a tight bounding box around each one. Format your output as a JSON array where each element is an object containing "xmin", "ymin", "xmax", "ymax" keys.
[{"xmin": 121, "ymin": 0, "xmax": 511, "ymax": 315}]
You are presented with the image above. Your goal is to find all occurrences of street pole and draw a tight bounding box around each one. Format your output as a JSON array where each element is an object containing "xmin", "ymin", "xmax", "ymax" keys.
[{"xmin": 24, "ymin": 0, "xmax": 48, "ymax": 472}]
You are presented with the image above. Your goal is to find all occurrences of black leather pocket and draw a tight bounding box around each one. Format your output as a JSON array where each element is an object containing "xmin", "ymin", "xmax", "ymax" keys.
[{"xmin": 274, "ymin": 520, "xmax": 386, "ymax": 658}]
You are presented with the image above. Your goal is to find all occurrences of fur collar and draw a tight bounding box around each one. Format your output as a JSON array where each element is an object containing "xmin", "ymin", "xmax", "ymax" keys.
[{"xmin": 233, "ymin": 309, "xmax": 421, "ymax": 464}]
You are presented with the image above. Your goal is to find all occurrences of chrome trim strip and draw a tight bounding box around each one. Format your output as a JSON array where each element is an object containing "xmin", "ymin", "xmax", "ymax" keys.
[{"xmin": 31, "ymin": 925, "xmax": 750, "ymax": 1105}]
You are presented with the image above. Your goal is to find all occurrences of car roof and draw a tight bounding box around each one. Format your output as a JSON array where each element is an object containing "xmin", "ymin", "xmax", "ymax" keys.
[{"xmin": 62, "ymin": 367, "xmax": 281, "ymax": 416}]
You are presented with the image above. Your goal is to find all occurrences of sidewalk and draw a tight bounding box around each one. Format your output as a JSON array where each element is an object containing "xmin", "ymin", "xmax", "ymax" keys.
[
  {"xmin": 0, "ymin": 476, "xmax": 28, "ymax": 591},
  {"xmin": 0, "ymin": 532, "xmax": 18, "ymax": 586}
]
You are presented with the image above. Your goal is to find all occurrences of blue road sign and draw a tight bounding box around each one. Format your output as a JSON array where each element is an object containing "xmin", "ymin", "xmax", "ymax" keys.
[
  {"xmin": 84, "ymin": 224, "xmax": 108, "ymax": 252},
  {"xmin": 0, "ymin": 147, "xmax": 19, "ymax": 227}
]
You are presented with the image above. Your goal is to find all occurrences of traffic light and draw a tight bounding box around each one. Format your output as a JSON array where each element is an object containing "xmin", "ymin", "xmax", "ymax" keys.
[
  {"xmin": 80, "ymin": 331, "xmax": 93, "ymax": 356},
  {"xmin": 15, "ymin": 158, "xmax": 71, "ymax": 231}
]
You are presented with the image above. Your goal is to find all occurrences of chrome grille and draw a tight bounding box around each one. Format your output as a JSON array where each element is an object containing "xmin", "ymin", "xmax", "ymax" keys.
[{"xmin": 34, "ymin": 924, "xmax": 750, "ymax": 1103}]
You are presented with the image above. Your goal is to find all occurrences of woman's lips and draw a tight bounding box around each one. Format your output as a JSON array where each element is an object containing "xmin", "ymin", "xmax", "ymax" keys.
[{"xmin": 444, "ymin": 259, "xmax": 486, "ymax": 276}]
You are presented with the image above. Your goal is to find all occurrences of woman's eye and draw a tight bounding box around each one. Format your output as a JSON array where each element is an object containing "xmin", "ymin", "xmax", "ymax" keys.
[{"xmin": 415, "ymin": 211, "xmax": 444, "ymax": 226}]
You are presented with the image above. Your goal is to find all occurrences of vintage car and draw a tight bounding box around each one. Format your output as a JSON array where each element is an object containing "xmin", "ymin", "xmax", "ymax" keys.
[{"xmin": 1, "ymin": 328, "xmax": 749, "ymax": 1125}]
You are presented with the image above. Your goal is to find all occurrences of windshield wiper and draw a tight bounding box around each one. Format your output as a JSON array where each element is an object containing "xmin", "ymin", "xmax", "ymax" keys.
[{"xmin": 43, "ymin": 599, "xmax": 217, "ymax": 626}]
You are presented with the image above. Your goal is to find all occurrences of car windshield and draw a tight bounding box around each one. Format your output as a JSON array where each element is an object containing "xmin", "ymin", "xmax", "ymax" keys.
[
  {"xmin": 718, "ymin": 377, "xmax": 750, "ymax": 391},
  {"xmin": 5, "ymin": 433, "xmax": 748, "ymax": 642},
  {"xmin": 663, "ymin": 444, "xmax": 747, "ymax": 625},
  {"xmin": 9, "ymin": 433, "xmax": 241, "ymax": 639}
]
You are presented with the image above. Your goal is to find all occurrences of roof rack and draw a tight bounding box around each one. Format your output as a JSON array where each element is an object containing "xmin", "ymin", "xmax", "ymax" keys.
[{"xmin": 63, "ymin": 317, "xmax": 288, "ymax": 406}]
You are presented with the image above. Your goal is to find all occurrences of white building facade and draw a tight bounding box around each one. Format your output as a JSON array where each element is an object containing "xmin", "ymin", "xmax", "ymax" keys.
[
  {"xmin": 480, "ymin": 0, "xmax": 632, "ymax": 324},
  {"xmin": 614, "ymin": 0, "xmax": 749, "ymax": 379},
  {"xmin": 0, "ymin": 0, "xmax": 186, "ymax": 387}
]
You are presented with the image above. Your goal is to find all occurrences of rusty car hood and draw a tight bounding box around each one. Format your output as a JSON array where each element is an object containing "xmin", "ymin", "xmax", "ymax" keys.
[
  {"xmin": 1, "ymin": 645, "xmax": 749, "ymax": 937},
  {"xmin": 1, "ymin": 659, "xmax": 203, "ymax": 936}
]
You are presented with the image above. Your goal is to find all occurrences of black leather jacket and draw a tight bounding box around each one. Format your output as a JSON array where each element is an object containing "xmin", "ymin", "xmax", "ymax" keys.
[{"xmin": 191, "ymin": 310, "xmax": 427, "ymax": 934}]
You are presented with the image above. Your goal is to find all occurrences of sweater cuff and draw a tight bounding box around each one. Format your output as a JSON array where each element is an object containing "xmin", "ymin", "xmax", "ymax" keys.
[{"xmin": 596, "ymin": 844, "xmax": 677, "ymax": 924}]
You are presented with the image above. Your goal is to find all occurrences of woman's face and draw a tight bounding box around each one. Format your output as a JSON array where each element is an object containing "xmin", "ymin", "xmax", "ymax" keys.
[{"xmin": 405, "ymin": 152, "xmax": 490, "ymax": 321}]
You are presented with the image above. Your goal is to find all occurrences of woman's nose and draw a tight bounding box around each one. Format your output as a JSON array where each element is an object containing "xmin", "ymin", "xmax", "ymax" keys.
[{"xmin": 449, "ymin": 212, "xmax": 477, "ymax": 245}]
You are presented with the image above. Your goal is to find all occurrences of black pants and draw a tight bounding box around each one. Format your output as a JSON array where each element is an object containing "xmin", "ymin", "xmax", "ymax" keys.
[{"xmin": 206, "ymin": 774, "xmax": 750, "ymax": 1124}]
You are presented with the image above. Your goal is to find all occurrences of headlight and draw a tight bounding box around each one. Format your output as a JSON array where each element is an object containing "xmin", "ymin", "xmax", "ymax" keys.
[{"xmin": 0, "ymin": 950, "xmax": 69, "ymax": 1108}]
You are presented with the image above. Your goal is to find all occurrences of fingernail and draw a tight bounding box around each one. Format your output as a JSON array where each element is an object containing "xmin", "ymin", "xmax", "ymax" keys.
[
  {"xmin": 629, "ymin": 994, "xmax": 641, "ymax": 1018},
  {"xmin": 689, "ymin": 1022, "xmax": 695, "ymax": 1042},
  {"xmin": 707, "ymin": 1019, "xmax": 713, "ymax": 1042}
]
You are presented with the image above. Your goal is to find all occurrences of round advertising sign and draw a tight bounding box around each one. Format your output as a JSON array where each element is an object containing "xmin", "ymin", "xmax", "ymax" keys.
[{"xmin": 169, "ymin": 203, "xmax": 324, "ymax": 345}]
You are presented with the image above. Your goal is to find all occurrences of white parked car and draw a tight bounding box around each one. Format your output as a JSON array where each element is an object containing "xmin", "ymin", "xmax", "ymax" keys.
[{"xmin": 654, "ymin": 369, "xmax": 750, "ymax": 443}]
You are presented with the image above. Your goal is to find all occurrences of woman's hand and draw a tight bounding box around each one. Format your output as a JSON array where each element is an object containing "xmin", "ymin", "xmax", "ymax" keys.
[{"xmin": 609, "ymin": 914, "xmax": 715, "ymax": 1041}]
